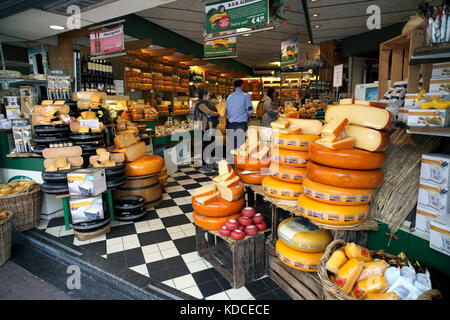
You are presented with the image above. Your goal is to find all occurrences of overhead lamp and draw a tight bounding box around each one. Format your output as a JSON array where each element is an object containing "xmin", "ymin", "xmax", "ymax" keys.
[
  {"xmin": 308, "ymin": 41, "xmax": 311, "ymax": 44},
  {"xmin": 49, "ymin": 25, "xmax": 65, "ymax": 30},
  {"xmin": 313, "ymin": 13, "xmax": 319, "ymax": 17},
  {"xmin": 314, "ymin": 25, "xmax": 321, "ymax": 28}
]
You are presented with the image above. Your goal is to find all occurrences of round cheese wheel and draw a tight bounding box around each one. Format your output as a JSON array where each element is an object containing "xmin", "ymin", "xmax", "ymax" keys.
[
  {"xmin": 275, "ymin": 239, "xmax": 323, "ymax": 272},
  {"xmin": 297, "ymin": 194, "xmax": 369, "ymax": 226},
  {"xmin": 270, "ymin": 147, "xmax": 309, "ymax": 168},
  {"xmin": 234, "ymin": 167, "xmax": 267, "ymax": 184},
  {"xmin": 309, "ymin": 143, "xmax": 386, "ymax": 170},
  {"xmin": 192, "ymin": 196, "xmax": 245, "ymax": 217},
  {"xmin": 306, "ymin": 161, "xmax": 384, "ymax": 189},
  {"xmin": 277, "ymin": 217, "xmax": 332, "ymax": 252},
  {"xmin": 262, "ymin": 175, "xmax": 303, "ymax": 200},
  {"xmin": 234, "ymin": 154, "xmax": 271, "ymax": 171},
  {"xmin": 269, "ymin": 161, "xmax": 305, "ymax": 184},
  {"xmin": 271, "ymin": 133, "xmax": 320, "ymax": 151},
  {"xmin": 193, "ymin": 211, "xmax": 241, "ymax": 230},
  {"xmin": 126, "ymin": 155, "xmax": 165, "ymax": 177},
  {"xmin": 303, "ymin": 177, "xmax": 374, "ymax": 206}
]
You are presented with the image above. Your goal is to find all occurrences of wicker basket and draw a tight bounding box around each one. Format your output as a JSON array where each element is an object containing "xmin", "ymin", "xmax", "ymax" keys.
[
  {"xmin": 0, "ymin": 211, "xmax": 13, "ymax": 266},
  {"xmin": 318, "ymin": 239, "xmax": 442, "ymax": 300},
  {"xmin": 0, "ymin": 184, "xmax": 42, "ymax": 232}
]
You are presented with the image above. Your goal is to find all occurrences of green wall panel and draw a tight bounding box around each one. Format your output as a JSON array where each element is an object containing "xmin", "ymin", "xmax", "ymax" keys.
[{"xmin": 0, "ymin": 131, "xmax": 44, "ymax": 172}]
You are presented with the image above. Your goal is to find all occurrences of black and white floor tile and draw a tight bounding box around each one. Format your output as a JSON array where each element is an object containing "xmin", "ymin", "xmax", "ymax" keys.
[{"xmin": 36, "ymin": 163, "xmax": 291, "ymax": 300}]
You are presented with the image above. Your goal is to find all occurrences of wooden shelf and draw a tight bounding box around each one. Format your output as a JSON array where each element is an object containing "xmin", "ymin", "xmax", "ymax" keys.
[
  {"xmin": 407, "ymin": 126, "xmax": 450, "ymax": 137},
  {"xmin": 410, "ymin": 44, "xmax": 450, "ymax": 65}
]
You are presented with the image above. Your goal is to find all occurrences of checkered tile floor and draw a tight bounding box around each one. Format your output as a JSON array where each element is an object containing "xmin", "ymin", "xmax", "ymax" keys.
[{"xmin": 36, "ymin": 163, "xmax": 291, "ymax": 300}]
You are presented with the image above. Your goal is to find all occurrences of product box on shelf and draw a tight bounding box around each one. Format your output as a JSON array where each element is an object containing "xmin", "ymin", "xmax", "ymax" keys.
[
  {"xmin": 429, "ymin": 78, "xmax": 450, "ymax": 94},
  {"xmin": 398, "ymin": 108, "xmax": 409, "ymax": 123},
  {"xmin": 404, "ymin": 93, "xmax": 419, "ymax": 109},
  {"xmin": 407, "ymin": 109, "xmax": 449, "ymax": 127},
  {"xmin": 420, "ymin": 153, "xmax": 450, "ymax": 187},
  {"xmin": 67, "ymin": 168, "xmax": 106, "ymax": 197},
  {"xmin": 415, "ymin": 207, "xmax": 441, "ymax": 235},
  {"xmin": 429, "ymin": 214, "xmax": 450, "ymax": 256},
  {"xmin": 417, "ymin": 181, "xmax": 450, "ymax": 215},
  {"xmin": 431, "ymin": 62, "xmax": 450, "ymax": 80},
  {"xmin": 69, "ymin": 196, "xmax": 104, "ymax": 224}
]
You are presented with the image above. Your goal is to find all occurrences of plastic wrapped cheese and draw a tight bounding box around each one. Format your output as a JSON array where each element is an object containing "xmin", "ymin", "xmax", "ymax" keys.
[
  {"xmin": 364, "ymin": 292, "xmax": 400, "ymax": 300},
  {"xmin": 352, "ymin": 275, "xmax": 388, "ymax": 299},
  {"xmin": 358, "ymin": 259, "xmax": 389, "ymax": 281},
  {"xmin": 325, "ymin": 248, "xmax": 348, "ymax": 274},
  {"xmin": 335, "ymin": 258, "xmax": 365, "ymax": 295},
  {"xmin": 344, "ymin": 242, "xmax": 373, "ymax": 262}
]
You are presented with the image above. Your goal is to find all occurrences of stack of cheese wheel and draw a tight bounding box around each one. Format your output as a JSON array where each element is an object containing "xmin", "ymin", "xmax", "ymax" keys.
[
  {"xmin": 276, "ymin": 217, "xmax": 332, "ymax": 272},
  {"xmin": 298, "ymin": 103, "xmax": 392, "ymax": 226},
  {"xmin": 262, "ymin": 118, "xmax": 322, "ymax": 200},
  {"xmin": 191, "ymin": 160, "xmax": 245, "ymax": 230}
]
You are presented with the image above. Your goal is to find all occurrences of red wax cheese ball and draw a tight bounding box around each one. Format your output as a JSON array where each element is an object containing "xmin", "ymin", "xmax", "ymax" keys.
[
  {"xmin": 236, "ymin": 225, "xmax": 245, "ymax": 231},
  {"xmin": 256, "ymin": 222, "xmax": 267, "ymax": 231},
  {"xmin": 253, "ymin": 213, "xmax": 264, "ymax": 224},
  {"xmin": 231, "ymin": 229, "xmax": 245, "ymax": 240},
  {"xmin": 238, "ymin": 216, "xmax": 253, "ymax": 227},
  {"xmin": 219, "ymin": 226, "xmax": 231, "ymax": 237},
  {"xmin": 241, "ymin": 207, "xmax": 256, "ymax": 218},
  {"xmin": 225, "ymin": 219, "xmax": 239, "ymax": 231},
  {"xmin": 245, "ymin": 225, "xmax": 258, "ymax": 236}
]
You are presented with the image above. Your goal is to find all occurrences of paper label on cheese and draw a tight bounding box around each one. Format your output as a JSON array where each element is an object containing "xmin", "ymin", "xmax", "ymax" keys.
[
  {"xmin": 275, "ymin": 251, "xmax": 319, "ymax": 271},
  {"xmin": 270, "ymin": 153, "xmax": 308, "ymax": 165},
  {"xmin": 271, "ymin": 136, "xmax": 310, "ymax": 148},
  {"xmin": 303, "ymin": 186, "xmax": 373, "ymax": 204},
  {"xmin": 270, "ymin": 170, "xmax": 304, "ymax": 182},
  {"xmin": 297, "ymin": 205, "xmax": 368, "ymax": 224},
  {"xmin": 262, "ymin": 184, "xmax": 302, "ymax": 198}
]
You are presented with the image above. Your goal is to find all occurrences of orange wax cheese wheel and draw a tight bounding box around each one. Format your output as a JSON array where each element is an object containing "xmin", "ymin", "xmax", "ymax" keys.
[
  {"xmin": 277, "ymin": 217, "xmax": 332, "ymax": 252},
  {"xmin": 297, "ymin": 194, "xmax": 369, "ymax": 226},
  {"xmin": 193, "ymin": 211, "xmax": 241, "ymax": 230},
  {"xmin": 358, "ymin": 259, "xmax": 389, "ymax": 281},
  {"xmin": 364, "ymin": 292, "xmax": 399, "ymax": 300},
  {"xmin": 325, "ymin": 248, "xmax": 348, "ymax": 274},
  {"xmin": 275, "ymin": 239, "xmax": 323, "ymax": 272},
  {"xmin": 344, "ymin": 242, "xmax": 373, "ymax": 262},
  {"xmin": 335, "ymin": 258, "xmax": 365, "ymax": 295},
  {"xmin": 344, "ymin": 125, "xmax": 389, "ymax": 152},
  {"xmin": 262, "ymin": 176, "xmax": 303, "ymax": 200},
  {"xmin": 269, "ymin": 162, "xmax": 305, "ymax": 184},
  {"xmin": 125, "ymin": 155, "xmax": 164, "ymax": 177},
  {"xmin": 192, "ymin": 196, "xmax": 245, "ymax": 217},
  {"xmin": 325, "ymin": 105, "xmax": 393, "ymax": 131},
  {"xmin": 306, "ymin": 161, "xmax": 384, "ymax": 189},
  {"xmin": 234, "ymin": 154, "xmax": 270, "ymax": 171},
  {"xmin": 309, "ymin": 143, "xmax": 386, "ymax": 170},
  {"xmin": 113, "ymin": 141, "xmax": 146, "ymax": 162},
  {"xmin": 234, "ymin": 168, "xmax": 267, "ymax": 185},
  {"xmin": 270, "ymin": 133, "xmax": 320, "ymax": 151},
  {"xmin": 215, "ymin": 181, "xmax": 244, "ymax": 202},
  {"xmin": 114, "ymin": 133, "xmax": 138, "ymax": 148},
  {"xmin": 352, "ymin": 275, "xmax": 388, "ymax": 300},
  {"xmin": 270, "ymin": 147, "xmax": 309, "ymax": 167},
  {"xmin": 302, "ymin": 177, "xmax": 374, "ymax": 206}
]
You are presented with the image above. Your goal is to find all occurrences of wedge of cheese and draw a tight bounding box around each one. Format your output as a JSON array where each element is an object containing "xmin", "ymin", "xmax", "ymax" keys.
[
  {"xmin": 196, "ymin": 192, "xmax": 221, "ymax": 205},
  {"xmin": 287, "ymin": 119, "xmax": 323, "ymax": 135},
  {"xmin": 54, "ymin": 157, "xmax": 67, "ymax": 169},
  {"xmin": 104, "ymin": 160, "xmax": 116, "ymax": 167},
  {"xmin": 114, "ymin": 133, "xmax": 138, "ymax": 149},
  {"xmin": 190, "ymin": 184, "xmax": 216, "ymax": 197},
  {"xmin": 44, "ymin": 156, "xmax": 83, "ymax": 168},
  {"xmin": 325, "ymin": 105, "xmax": 393, "ymax": 131},
  {"xmin": 58, "ymin": 163, "xmax": 71, "ymax": 170},
  {"xmin": 218, "ymin": 160, "xmax": 232, "ymax": 176},
  {"xmin": 98, "ymin": 152, "xmax": 110, "ymax": 162},
  {"xmin": 354, "ymin": 99, "xmax": 387, "ymax": 109},
  {"xmin": 249, "ymin": 145, "xmax": 269, "ymax": 160},
  {"xmin": 215, "ymin": 182, "xmax": 244, "ymax": 202},
  {"xmin": 280, "ymin": 127, "xmax": 302, "ymax": 135},
  {"xmin": 339, "ymin": 98, "xmax": 355, "ymax": 104},
  {"xmin": 113, "ymin": 141, "xmax": 146, "ymax": 162},
  {"xmin": 315, "ymin": 137, "xmax": 355, "ymax": 150},
  {"xmin": 79, "ymin": 126, "xmax": 90, "ymax": 133},
  {"xmin": 248, "ymin": 126, "xmax": 259, "ymax": 147},
  {"xmin": 44, "ymin": 109, "xmax": 58, "ymax": 117},
  {"xmin": 271, "ymin": 119, "xmax": 290, "ymax": 129},
  {"xmin": 344, "ymin": 125, "xmax": 389, "ymax": 152},
  {"xmin": 89, "ymin": 153, "xmax": 124, "ymax": 166},
  {"xmin": 321, "ymin": 118, "xmax": 348, "ymax": 138},
  {"xmin": 213, "ymin": 170, "xmax": 236, "ymax": 184},
  {"xmin": 45, "ymin": 164, "xmax": 57, "ymax": 172},
  {"xmin": 217, "ymin": 176, "xmax": 240, "ymax": 188},
  {"xmin": 96, "ymin": 148, "xmax": 107, "ymax": 155}
]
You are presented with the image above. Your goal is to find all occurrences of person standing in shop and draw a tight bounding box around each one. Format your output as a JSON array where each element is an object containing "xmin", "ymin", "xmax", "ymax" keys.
[
  {"xmin": 226, "ymin": 79, "xmax": 254, "ymax": 149},
  {"xmin": 194, "ymin": 88, "xmax": 220, "ymax": 172},
  {"xmin": 261, "ymin": 87, "xmax": 282, "ymax": 127}
]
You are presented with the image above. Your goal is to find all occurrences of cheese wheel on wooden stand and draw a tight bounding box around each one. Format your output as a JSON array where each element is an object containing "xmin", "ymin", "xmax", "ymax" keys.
[
  {"xmin": 192, "ymin": 196, "xmax": 245, "ymax": 217},
  {"xmin": 262, "ymin": 175, "xmax": 303, "ymax": 200},
  {"xmin": 126, "ymin": 155, "xmax": 165, "ymax": 177},
  {"xmin": 270, "ymin": 147, "xmax": 309, "ymax": 168},
  {"xmin": 269, "ymin": 161, "xmax": 305, "ymax": 184},
  {"xmin": 275, "ymin": 239, "xmax": 324, "ymax": 272},
  {"xmin": 234, "ymin": 167, "xmax": 267, "ymax": 185},
  {"xmin": 306, "ymin": 161, "xmax": 384, "ymax": 189},
  {"xmin": 193, "ymin": 211, "xmax": 241, "ymax": 230},
  {"xmin": 234, "ymin": 154, "xmax": 271, "ymax": 171},
  {"xmin": 309, "ymin": 143, "xmax": 386, "ymax": 170},
  {"xmin": 303, "ymin": 177, "xmax": 374, "ymax": 206},
  {"xmin": 270, "ymin": 133, "xmax": 320, "ymax": 151},
  {"xmin": 297, "ymin": 194, "xmax": 369, "ymax": 226},
  {"xmin": 278, "ymin": 217, "xmax": 332, "ymax": 252}
]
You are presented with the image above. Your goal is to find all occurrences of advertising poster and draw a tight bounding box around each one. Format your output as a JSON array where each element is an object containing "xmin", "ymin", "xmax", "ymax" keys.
[{"xmin": 281, "ymin": 36, "xmax": 299, "ymax": 68}]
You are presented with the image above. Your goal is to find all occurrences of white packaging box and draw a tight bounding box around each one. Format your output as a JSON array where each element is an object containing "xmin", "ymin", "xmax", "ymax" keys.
[
  {"xmin": 415, "ymin": 207, "xmax": 441, "ymax": 234},
  {"xmin": 420, "ymin": 153, "xmax": 450, "ymax": 187},
  {"xmin": 431, "ymin": 62, "xmax": 450, "ymax": 79},
  {"xmin": 429, "ymin": 78, "xmax": 450, "ymax": 94},
  {"xmin": 67, "ymin": 168, "xmax": 106, "ymax": 197},
  {"xmin": 398, "ymin": 108, "xmax": 409, "ymax": 123},
  {"xmin": 404, "ymin": 93, "xmax": 419, "ymax": 108},
  {"xmin": 69, "ymin": 196, "xmax": 104, "ymax": 224},
  {"xmin": 417, "ymin": 181, "xmax": 450, "ymax": 215},
  {"xmin": 407, "ymin": 109, "xmax": 449, "ymax": 127},
  {"xmin": 429, "ymin": 214, "xmax": 450, "ymax": 256}
]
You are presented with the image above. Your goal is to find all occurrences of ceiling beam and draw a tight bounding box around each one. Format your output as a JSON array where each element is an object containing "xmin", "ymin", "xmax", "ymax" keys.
[
  {"xmin": 124, "ymin": 39, "xmax": 152, "ymax": 51},
  {"xmin": 140, "ymin": 48, "xmax": 176, "ymax": 56},
  {"xmin": 181, "ymin": 59, "xmax": 208, "ymax": 66},
  {"xmin": 301, "ymin": 0, "xmax": 314, "ymax": 45},
  {"xmin": 164, "ymin": 54, "xmax": 194, "ymax": 62}
]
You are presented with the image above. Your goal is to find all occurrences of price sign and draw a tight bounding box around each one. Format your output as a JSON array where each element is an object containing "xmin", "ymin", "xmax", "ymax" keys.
[{"xmin": 333, "ymin": 64, "xmax": 343, "ymax": 88}]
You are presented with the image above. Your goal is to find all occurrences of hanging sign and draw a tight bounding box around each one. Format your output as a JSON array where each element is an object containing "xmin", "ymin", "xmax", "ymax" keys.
[
  {"xmin": 205, "ymin": 0, "xmax": 269, "ymax": 34},
  {"xmin": 204, "ymin": 28, "xmax": 237, "ymax": 59},
  {"xmin": 333, "ymin": 64, "xmax": 343, "ymax": 88},
  {"xmin": 281, "ymin": 36, "xmax": 299, "ymax": 68},
  {"xmin": 90, "ymin": 25, "xmax": 124, "ymax": 56}
]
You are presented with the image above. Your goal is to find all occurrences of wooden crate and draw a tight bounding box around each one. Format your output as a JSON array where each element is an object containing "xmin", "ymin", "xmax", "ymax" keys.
[
  {"xmin": 266, "ymin": 239, "xmax": 324, "ymax": 300},
  {"xmin": 195, "ymin": 225, "xmax": 269, "ymax": 288}
]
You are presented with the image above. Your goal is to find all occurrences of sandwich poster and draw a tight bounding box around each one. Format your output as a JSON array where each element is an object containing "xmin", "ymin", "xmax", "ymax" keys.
[
  {"xmin": 205, "ymin": 0, "xmax": 269, "ymax": 34},
  {"xmin": 204, "ymin": 28, "xmax": 237, "ymax": 59},
  {"xmin": 281, "ymin": 36, "xmax": 299, "ymax": 68}
]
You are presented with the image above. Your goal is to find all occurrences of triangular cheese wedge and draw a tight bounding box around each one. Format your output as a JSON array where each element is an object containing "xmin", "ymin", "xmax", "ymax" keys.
[
  {"xmin": 250, "ymin": 146, "xmax": 269, "ymax": 160},
  {"xmin": 321, "ymin": 118, "xmax": 348, "ymax": 137},
  {"xmin": 216, "ymin": 182, "xmax": 244, "ymax": 202},
  {"xmin": 280, "ymin": 127, "xmax": 302, "ymax": 135},
  {"xmin": 271, "ymin": 119, "xmax": 290, "ymax": 129},
  {"xmin": 213, "ymin": 170, "xmax": 235, "ymax": 184},
  {"xmin": 190, "ymin": 184, "xmax": 216, "ymax": 197},
  {"xmin": 196, "ymin": 192, "xmax": 220, "ymax": 204},
  {"xmin": 218, "ymin": 160, "xmax": 232, "ymax": 176},
  {"xmin": 316, "ymin": 137, "xmax": 355, "ymax": 150},
  {"xmin": 218, "ymin": 176, "xmax": 240, "ymax": 188}
]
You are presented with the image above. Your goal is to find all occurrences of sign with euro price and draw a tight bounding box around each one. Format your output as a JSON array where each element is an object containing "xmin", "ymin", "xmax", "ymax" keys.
[{"xmin": 205, "ymin": 0, "xmax": 269, "ymax": 34}]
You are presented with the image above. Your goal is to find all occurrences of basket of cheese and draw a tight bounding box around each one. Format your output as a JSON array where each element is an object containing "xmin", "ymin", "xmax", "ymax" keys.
[
  {"xmin": 0, "ymin": 210, "xmax": 13, "ymax": 265},
  {"xmin": 0, "ymin": 180, "xmax": 41, "ymax": 232}
]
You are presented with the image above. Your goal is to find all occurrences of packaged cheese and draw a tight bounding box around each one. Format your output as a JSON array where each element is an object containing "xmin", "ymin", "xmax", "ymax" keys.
[
  {"xmin": 358, "ymin": 259, "xmax": 389, "ymax": 281},
  {"xmin": 344, "ymin": 242, "xmax": 373, "ymax": 262},
  {"xmin": 325, "ymin": 248, "xmax": 348, "ymax": 274},
  {"xmin": 364, "ymin": 292, "xmax": 400, "ymax": 300},
  {"xmin": 352, "ymin": 275, "xmax": 388, "ymax": 299},
  {"xmin": 335, "ymin": 258, "xmax": 365, "ymax": 295}
]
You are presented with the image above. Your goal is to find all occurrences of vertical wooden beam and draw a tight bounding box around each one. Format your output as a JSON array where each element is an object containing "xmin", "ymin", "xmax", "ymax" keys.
[
  {"xmin": 57, "ymin": 35, "xmax": 74, "ymax": 79},
  {"xmin": 378, "ymin": 49, "xmax": 390, "ymax": 100},
  {"xmin": 422, "ymin": 64, "xmax": 433, "ymax": 92},
  {"xmin": 407, "ymin": 29, "xmax": 425, "ymax": 93},
  {"xmin": 391, "ymin": 48, "xmax": 403, "ymax": 83},
  {"xmin": 403, "ymin": 46, "xmax": 409, "ymax": 80},
  {"xmin": 47, "ymin": 45, "xmax": 61, "ymax": 70}
]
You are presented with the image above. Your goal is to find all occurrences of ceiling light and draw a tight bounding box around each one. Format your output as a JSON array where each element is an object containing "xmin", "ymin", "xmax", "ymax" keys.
[
  {"xmin": 49, "ymin": 25, "xmax": 65, "ymax": 30},
  {"xmin": 242, "ymin": 33, "xmax": 251, "ymax": 37},
  {"xmin": 270, "ymin": 61, "xmax": 281, "ymax": 66},
  {"xmin": 308, "ymin": 41, "xmax": 311, "ymax": 44},
  {"xmin": 313, "ymin": 13, "xmax": 319, "ymax": 17},
  {"xmin": 314, "ymin": 25, "xmax": 321, "ymax": 28}
]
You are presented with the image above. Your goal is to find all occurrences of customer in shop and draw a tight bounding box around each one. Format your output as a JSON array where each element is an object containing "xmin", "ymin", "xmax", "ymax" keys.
[
  {"xmin": 194, "ymin": 88, "xmax": 220, "ymax": 172},
  {"xmin": 261, "ymin": 87, "xmax": 281, "ymax": 127},
  {"xmin": 226, "ymin": 79, "xmax": 254, "ymax": 149}
]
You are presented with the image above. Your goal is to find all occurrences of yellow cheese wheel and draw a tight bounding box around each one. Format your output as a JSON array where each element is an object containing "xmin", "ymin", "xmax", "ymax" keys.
[
  {"xmin": 270, "ymin": 146, "xmax": 309, "ymax": 168},
  {"xmin": 270, "ymin": 133, "xmax": 320, "ymax": 151},
  {"xmin": 234, "ymin": 154, "xmax": 271, "ymax": 171},
  {"xmin": 262, "ymin": 175, "xmax": 303, "ymax": 200},
  {"xmin": 126, "ymin": 155, "xmax": 165, "ymax": 177},
  {"xmin": 193, "ymin": 211, "xmax": 241, "ymax": 230},
  {"xmin": 277, "ymin": 217, "xmax": 332, "ymax": 252},
  {"xmin": 297, "ymin": 194, "xmax": 369, "ymax": 226},
  {"xmin": 275, "ymin": 239, "xmax": 323, "ymax": 272},
  {"xmin": 269, "ymin": 161, "xmax": 305, "ymax": 184},
  {"xmin": 302, "ymin": 177, "xmax": 374, "ymax": 206}
]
